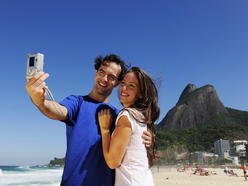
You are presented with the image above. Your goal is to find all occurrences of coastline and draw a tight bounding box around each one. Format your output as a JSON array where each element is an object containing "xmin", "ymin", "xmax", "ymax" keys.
[
  {"xmin": 2, "ymin": 165, "xmax": 247, "ymax": 185},
  {"xmin": 37, "ymin": 164, "xmax": 64, "ymax": 168}
]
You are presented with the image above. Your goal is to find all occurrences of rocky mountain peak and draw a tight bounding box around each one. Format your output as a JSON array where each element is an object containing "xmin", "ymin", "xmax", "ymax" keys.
[
  {"xmin": 156, "ymin": 84, "xmax": 228, "ymax": 130},
  {"xmin": 178, "ymin": 83, "xmax": 197, "ymax": 102}
]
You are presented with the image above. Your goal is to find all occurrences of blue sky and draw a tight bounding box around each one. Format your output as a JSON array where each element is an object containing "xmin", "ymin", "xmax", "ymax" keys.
[{"xmin": 0, "ymin": 0, "xmax": 247, "ymax": 166}]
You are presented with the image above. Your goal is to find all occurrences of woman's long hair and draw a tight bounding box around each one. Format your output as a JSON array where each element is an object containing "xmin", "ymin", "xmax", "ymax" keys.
[{"xmin": 121, "ymin": 67, "xmax": 160, "ymax": 167}]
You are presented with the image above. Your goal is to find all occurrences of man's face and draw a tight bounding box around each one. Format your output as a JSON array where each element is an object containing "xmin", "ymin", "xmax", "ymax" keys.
[{"xmin": 94, "ymin": 62, "xmax": 121, "ymax": 97}]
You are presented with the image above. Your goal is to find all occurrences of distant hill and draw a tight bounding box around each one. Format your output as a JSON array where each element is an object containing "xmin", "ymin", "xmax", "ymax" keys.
[
  {"xmin": 156, "ymin": 84, "xmax": 229, "ymax": 130},
  {"xmin": 155, "ymin": 83, "xmax": 248, "ymax": 160},
  {"xmin": 43, "ymin": 157, "xmax": 65, "ymax": 167}
]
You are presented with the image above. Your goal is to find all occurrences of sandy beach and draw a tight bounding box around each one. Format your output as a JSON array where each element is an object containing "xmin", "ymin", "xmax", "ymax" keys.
[{"xmin": 152, "ymin": 166, "xmax": 247, "ymax": 186}]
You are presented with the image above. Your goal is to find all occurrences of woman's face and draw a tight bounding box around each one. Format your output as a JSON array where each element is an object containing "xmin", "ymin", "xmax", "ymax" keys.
[{"xmin": 119, "ymin": 72, "xmax": 141, "ymax": 108}]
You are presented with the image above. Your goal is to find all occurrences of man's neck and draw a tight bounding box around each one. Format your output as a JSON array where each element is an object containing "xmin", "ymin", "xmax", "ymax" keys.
[{"xmin": 88, "ymin": 91, "xmax": 109, "ymax": 103}]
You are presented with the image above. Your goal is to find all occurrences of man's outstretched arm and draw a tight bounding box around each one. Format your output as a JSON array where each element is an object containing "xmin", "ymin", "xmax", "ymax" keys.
[{"xmin": 26, "ymin": 72, "xmax": 68, "ymax": 121}]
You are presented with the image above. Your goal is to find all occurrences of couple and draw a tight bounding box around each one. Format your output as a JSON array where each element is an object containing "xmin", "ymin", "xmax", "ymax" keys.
[{"xmin": 26, "ymin": 54, "xmax": 160, "ymax": 186}]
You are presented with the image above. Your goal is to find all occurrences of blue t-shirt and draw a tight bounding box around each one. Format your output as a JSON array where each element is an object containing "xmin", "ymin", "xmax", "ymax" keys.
[{"xmin": 59, "ymin": 95, "xmax": 119, "ymax": 186}]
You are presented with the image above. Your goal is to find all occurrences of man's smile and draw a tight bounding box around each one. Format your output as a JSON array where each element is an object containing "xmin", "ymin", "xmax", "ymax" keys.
[{"xmin": 99, "ymin": 81, "xmax": 107, "ymax": 87}]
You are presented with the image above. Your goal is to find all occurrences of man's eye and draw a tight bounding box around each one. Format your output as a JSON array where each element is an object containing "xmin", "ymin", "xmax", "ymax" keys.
[{"xmin": 109, "ymin": 76, "xmax": 115, "ymax": 81}]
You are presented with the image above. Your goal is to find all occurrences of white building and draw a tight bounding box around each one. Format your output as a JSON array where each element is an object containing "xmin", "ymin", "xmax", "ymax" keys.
[
  {"xmin": 214, "ymin": 139, "xmax": 230, "ymax": 158},
  {"xmin": 229, "ymin": 140, "xmax": 247, "ymax": 157}
]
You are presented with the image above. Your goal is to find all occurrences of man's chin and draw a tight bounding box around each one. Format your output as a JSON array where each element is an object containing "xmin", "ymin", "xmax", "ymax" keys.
[{"xmin": 96, "ymin": 90, "xmax": 111, "ymax": 96}]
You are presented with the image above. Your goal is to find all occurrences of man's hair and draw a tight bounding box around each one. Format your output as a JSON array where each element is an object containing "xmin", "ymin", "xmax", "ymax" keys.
[{"xmin": 94, "ymin": 54, "xmax": 130, "ymax": 81}]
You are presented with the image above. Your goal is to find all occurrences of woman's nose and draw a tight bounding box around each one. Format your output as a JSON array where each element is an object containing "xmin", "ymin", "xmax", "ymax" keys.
[{"xmin": 122, "ymin": 84, "xmax": 128, "ymax": 90}]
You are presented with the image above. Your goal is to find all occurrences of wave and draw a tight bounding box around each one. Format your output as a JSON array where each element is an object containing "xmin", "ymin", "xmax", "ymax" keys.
[
  {"xmin": 0, "ymin": 166, "xmax": 63, "ymax": 175},
  {"xmin": 0, "ymin": 166, "xmax": 63, "ymax": 185},
  {"xmin": 16, "ymin": 166, "xmax": 32, "ymax": 172},
  {"xmin": 18, "ymin": 165, "xmax": 30, "ymax": 168}
]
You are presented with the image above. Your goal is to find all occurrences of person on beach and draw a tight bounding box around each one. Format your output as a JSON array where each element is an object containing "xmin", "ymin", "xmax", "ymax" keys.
[
  {"xmin": 224, "ymin": 166, "xmax": 228, "ymax": 175},
  {"xmin": 228, "ymin": 170, "xmax": 238, "ymax": 177},
  {"xmin": 26, "ymin": 54, "xmax": 152, "ymax": 186},
  {"xmin": 243, "ymin": 164, "xmax": 247, "ymax": 181},
  {"xmin": 98, "ymin": 67, "xmax": 160, "ymax": 186}
]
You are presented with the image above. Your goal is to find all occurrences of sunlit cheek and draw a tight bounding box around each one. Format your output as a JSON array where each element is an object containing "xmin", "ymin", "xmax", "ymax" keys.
[{"xmin": 129, "ymin": 89, "xmax": 137, "ymax": 98}]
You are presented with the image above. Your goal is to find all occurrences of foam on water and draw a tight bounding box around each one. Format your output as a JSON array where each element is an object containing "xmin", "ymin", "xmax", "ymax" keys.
[
  {"xmin": 0, "ymin": 166, "xmax": 63, "ymax": 186},
  {"xmin": 18, "ymin": 165, "xmax": 30, "ymax": 169}
]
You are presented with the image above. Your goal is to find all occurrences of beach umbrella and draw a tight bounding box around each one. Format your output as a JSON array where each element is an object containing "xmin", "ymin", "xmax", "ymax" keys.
[
  {"xmin": 185, "ymin": 166, "xmax": 190, "ymax": 168},
  {"xmin": 240, "ymin": 167, "xmax": 248, "ymax": 169}
]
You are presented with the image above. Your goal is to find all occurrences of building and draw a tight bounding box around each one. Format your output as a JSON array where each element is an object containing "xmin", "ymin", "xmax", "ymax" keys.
[
  {"xmin": 214, "ymin": 139, "xmax": 230, "ymax": 158},
  {"xmin": 191, "ymin": 151, "xmax": 218, "ymax": 165},
  {"xmin": 229, "ymin": 140, "xmax": 247, "ymax": 158}
]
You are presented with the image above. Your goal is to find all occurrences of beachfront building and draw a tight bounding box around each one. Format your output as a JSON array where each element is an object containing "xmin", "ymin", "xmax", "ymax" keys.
[
  {"xmin": 191, "ymin": 151, "xmax": 218, "ymax": 165},
  {"xmin": 229, "ymin": 140, "xmax": 247, "ymax": 158},
  {"xmin": 226, "ymin": 156, "xmax": 240, "ymax": 166},
  {"xmin": 214, "ymin": 139, "xmax": 230, "ymax": 158}
]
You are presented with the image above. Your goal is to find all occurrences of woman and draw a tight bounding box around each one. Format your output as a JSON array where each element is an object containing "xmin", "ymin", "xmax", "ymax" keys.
[{"xmin": 98, "ymin": 67, "xmax": 160, "ymax": 186}]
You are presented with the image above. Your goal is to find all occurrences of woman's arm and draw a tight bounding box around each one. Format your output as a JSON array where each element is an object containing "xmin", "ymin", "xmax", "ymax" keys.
[{"xmin": 98, "ymin": 109, "xmax": 132, "ymax": 169}]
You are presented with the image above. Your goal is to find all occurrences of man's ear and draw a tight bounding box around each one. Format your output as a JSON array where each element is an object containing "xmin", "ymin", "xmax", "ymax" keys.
[{"xmin": 114, "ymin": 81, "xmax": 121, "ymax": 88}]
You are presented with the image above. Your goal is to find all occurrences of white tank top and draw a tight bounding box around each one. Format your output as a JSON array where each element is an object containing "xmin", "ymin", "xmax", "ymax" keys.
[{"xmin": 114, "ymin": 108, "xmax": 154, "ymax": 186}]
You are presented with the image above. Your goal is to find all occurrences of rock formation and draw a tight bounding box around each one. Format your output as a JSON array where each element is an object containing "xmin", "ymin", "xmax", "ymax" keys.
[{"xmin": 156, "ymin": 84, "xmax": 228, "ymax": 130}]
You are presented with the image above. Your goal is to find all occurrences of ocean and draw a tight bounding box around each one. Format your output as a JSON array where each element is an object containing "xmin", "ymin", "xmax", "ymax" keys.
[{"xmin": 0, "ymin": 166, "xmax": 63, "ymax": 186}]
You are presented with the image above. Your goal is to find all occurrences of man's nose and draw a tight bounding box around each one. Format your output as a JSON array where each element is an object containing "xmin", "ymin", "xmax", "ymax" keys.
[{"xmin": 101, "ymin": 74, "xmax": 108, "ymax": 82}]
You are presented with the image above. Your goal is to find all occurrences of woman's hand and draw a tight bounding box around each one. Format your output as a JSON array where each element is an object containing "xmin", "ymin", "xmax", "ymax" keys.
[{"xmin": 98, "ymin": 109, "xmax": 112, "ymax": 131}]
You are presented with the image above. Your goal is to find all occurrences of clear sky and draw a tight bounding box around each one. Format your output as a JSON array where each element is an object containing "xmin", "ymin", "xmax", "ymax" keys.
[{"xmin": 0, "ymin": 0, "xmax": 247, "ymax": 166}]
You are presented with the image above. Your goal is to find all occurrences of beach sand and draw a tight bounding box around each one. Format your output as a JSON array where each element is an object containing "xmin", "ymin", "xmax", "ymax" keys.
[{"xmin": 152, "ymin": 166, "xmax": 247, "ymax": 186}]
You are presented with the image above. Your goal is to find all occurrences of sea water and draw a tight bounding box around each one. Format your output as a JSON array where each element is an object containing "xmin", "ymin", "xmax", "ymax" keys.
[{"xmin": 0, "ymin": 166, "xmax": 63, "ymax": 186}]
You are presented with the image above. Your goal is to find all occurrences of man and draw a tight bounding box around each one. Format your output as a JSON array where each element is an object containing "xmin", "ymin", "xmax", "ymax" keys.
[
  {"xmin": 243, "ymin": 164, "xmax": 247, "ymax": 181},
  {"xmin": 26, "ymin": 54, "xmax": 151, "ymax": 185}
]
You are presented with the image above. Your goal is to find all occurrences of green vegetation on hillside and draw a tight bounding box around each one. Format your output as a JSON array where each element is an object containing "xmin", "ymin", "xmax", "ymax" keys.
[
  {"xmin": 156, "ymin": 107, "xmax": 248, "ymax": 153},
  {"xmin": 50, "ymin": 157, "xmax": 65, "ymax": 165}
]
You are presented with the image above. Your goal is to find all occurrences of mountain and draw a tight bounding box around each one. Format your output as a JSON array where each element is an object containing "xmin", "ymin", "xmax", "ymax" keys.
[
  {"xmin": 154, "ymin": 83, "xmax": 248, "ymax": 162},
  {"xmin": 156, "ymin": 84, "xmax": 229, "ymax": 130}
]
